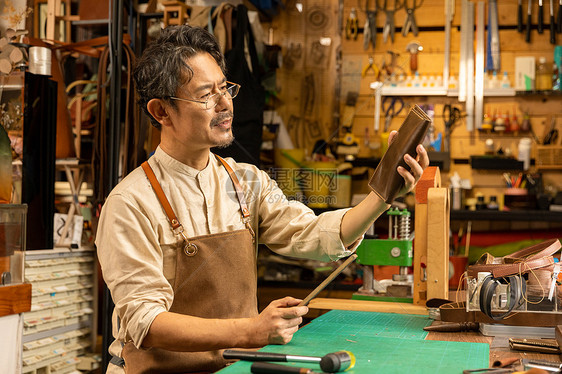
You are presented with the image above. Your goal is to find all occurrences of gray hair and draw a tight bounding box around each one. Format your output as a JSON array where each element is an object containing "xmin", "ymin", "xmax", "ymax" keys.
[{"xmin": 133, "ymin": 25, "xmax": 226, "ymax": 128}]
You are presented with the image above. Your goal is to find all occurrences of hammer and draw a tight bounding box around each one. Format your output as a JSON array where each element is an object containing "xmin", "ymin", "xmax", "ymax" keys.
[
  {"xmin": 405, "ymin": 41, "xmax": 423, "ymax": 74},
  {"xmin": 223, "ymin": 350, "xmax": 356, "ymax": 373}
]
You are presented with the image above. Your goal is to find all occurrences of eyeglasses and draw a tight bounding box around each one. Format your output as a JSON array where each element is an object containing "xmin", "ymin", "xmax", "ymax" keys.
[{"xmin": 169, "ymin": 82, "xmax": 241, "ymax": 110}]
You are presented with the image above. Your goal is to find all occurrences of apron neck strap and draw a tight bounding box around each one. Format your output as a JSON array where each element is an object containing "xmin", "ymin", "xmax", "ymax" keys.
[
  {"xmin": 141, "ymin": 161, "xmax": 181, "ymax": 230},
  {"xmin": 214, "ymin": 154, "xmax": 251, "ymax": 219},
  {"xmin": 141, "ymin": 155, "xmax": 252, "ymax": 229}
]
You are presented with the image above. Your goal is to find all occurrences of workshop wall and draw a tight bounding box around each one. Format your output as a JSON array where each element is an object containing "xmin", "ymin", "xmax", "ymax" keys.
[{"xmin": 273, "ymin": 0, "xmax": 562, "ymax": 229}]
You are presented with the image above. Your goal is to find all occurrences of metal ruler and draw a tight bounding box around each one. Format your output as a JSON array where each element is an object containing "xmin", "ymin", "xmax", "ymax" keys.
[
  {"xmin": 458, "ymin": 0, "xmax": 469, "ymax": 103},
  {"xmin": 475, "ymin": 2, "xmax": 485, "ymax": 131},
  {"xmin": 465, "ymin": 1, "xmax": 475, "ymax": 131},
  {"xmin": 443, "ymin": 0, "xmax": 455, "ymax": 90}
]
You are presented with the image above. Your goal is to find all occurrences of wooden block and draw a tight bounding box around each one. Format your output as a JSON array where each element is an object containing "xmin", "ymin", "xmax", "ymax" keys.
[
  {"xmin": 415, "ymin": 166, "xmax": 441, "ymax": 204},
  {"xmin": 0, "ymin": 283, "xmax": 32, "ymax": 317},
  {"xmin": 308, "ymin": 297, "xmax": 428, "ymax": 316},
  {"xmin": 426, "ymin": 187, "xmax": 450, "ymax": 301},
  {"xmin": 413, "ymin": 202, "xmax": 428, "ymax": 306}
]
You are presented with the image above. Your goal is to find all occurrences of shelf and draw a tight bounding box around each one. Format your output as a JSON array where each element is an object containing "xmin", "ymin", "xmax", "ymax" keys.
[
  {"xmin": 470, "ymin": 156, "xmax": 524, "ymax": 170},
  {"xmin": 370, "ymin": 83, "xmax": 516, "ymax": 97},
  {"xmin": 515, "ymin": 90, "xmax": 562, "ymax": 96},
  {"xmin": 451, "ymin": 209, "xmax": 562, "ymax": 222}
]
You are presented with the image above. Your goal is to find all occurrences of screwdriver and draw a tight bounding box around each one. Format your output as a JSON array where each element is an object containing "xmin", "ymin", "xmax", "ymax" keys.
[
  {"xmin": 518, "ymin": 0, "xmax": 524, "ymax": 32},
  {"xmin": 550, "ymin": 0, "xmax": 556, "ymax": 43}
]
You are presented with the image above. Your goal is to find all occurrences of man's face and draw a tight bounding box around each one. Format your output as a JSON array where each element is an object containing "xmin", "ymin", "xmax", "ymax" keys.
[{"xmin": 163, "ymin": 53, "xmax": 234, "ymax": 153}]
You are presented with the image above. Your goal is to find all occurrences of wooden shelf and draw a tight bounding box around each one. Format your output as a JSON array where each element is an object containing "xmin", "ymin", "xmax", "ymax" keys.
[{"xmin": 450, "ymin": 209, "xmax": 562, "ymax": 222}]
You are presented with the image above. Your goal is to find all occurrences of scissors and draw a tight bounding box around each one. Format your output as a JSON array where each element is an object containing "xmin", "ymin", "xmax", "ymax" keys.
[
  {"xmin": 443, "ymin": 104, "xmax": 462, "ymax": 152},
  {"xmin": 382, "ymin": 96, "xmax": 405, "ymax": 131},
  {"xmin": 377, "ymin": 0, "xmax": 404, "ymax": 43},
  {"xmin": 360, "ymin": 1, "xmax": 377, "ymax": 50},
  {"xmin": 402, "ymin": 0, "xmax": 423, "ymax": 36}
]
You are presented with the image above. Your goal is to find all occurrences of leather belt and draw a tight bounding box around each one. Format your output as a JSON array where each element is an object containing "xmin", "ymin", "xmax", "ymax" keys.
[
  {"xmin": 467, "ymin": 238, "xmax": 561, "ymax": 278},
  {"xmin": 439, "ymin": 301, "xmax": 562, "ymax": 327}
]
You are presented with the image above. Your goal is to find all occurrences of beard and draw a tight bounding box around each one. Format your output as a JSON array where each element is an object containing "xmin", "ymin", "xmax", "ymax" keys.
[{"xmin": 211, "ymin": 110, "xmax": 234, "ymax": 148}]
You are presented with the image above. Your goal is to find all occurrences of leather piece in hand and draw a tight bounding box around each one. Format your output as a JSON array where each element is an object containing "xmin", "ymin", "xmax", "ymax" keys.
[{"xmin": 368, "ymin": 104, "xmax": 432, "ymax": 203}]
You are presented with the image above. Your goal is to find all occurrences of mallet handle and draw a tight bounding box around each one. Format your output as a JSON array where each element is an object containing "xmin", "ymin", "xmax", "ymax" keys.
[
  {"xmin": 251, "ymin": 362, "xmax": 318, "ymax": 374},
  {"xmin": 223, "ymin": 350, "xmax": 320, "ymax": 363}
]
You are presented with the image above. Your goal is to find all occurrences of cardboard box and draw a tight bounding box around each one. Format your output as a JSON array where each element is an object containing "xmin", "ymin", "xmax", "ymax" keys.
[{"xmin": 515, "ymin": 57, "xmax": 535, "ymax": 90}]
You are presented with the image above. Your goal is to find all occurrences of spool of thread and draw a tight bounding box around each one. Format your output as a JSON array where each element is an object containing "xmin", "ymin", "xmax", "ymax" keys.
[{"xmin": 28, "ymin": 47, "xmax": 52, "ymax": 76}]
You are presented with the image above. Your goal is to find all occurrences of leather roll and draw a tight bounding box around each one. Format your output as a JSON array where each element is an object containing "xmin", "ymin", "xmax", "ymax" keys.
[{"xmin": 368, "ymin": 104, "xmax": 432, "ymax": 203}]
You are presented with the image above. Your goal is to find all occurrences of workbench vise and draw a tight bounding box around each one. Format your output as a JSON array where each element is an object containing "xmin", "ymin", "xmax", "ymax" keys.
[{"xmin": 354, "ymin": 208, "xmax": 414, "ymax": 302}]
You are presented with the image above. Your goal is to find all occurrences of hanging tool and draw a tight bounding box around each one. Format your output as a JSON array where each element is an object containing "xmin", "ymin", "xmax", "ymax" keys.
[
  {"xmin": 543, "ymin": 117, "xmax": 559, "ymax": 144},
  {"xmin": 372, "ymin": 81, "xmax": 383, "ymax": 132},
  {"xmin": 558, "ymin": 0, "xmax": 562, "ymax": 33},
  {"xmin": 443, "ymin": 104, "xmax": 462, "ymax": 153},
  {"xmin": 403, "ymin": 0, "xmax": 423, "ymax": 37},
  {"xmin": 361, "ymin": 55, "xmax": 379, "ymax": 77},
  {"xmin": 550, "ymin": 0, "xmax": 556, "ymax": 43},
  {"xmin": 345, "ymin": 8, "xmax": 359, "ymax": 40},
  {"xmin": 224, "ymin": 350, "xmax": 356, "ymax": 373},
  {"xmin": 382, "ymin": 96, "xmax": 405, "ymax": 131},
  {"xmin": 538, "ymin": 0, "xmax": 545, "ymax": 33},
  {"xmin": 337, "ymin": 92, "xmax": 360, "ymax": 159},
  {"xmin": 518, "ymin": 0, "xmax": 524, "ymax": 32},
  {"xmin": 361, "ymin": 1, "xmax": 378, "ymax": 50},
  {"xmin": 526, "ymin": 0, "xmax": 532, "ymax": 42},
  {"xmin": 406, "ymin": 41, "xmax": 422, "ymax": 74},
  {"xmin": 486, "ymin": 0, "xmax": 500, "ymax": 72},
  {"xmin": 378, "ymin": 0, "xmax": 405, "ymax": 43}
]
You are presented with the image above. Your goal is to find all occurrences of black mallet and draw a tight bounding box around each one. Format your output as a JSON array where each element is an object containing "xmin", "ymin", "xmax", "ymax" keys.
[{"xmin": 223, "ymin": 350, "xmax": 356, "ymax": 373}]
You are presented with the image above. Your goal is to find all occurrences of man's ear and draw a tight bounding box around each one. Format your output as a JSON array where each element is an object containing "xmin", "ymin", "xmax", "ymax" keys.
[{"xmin": 147, "ymin": 98, "xmax": 173, "ymax": 128}]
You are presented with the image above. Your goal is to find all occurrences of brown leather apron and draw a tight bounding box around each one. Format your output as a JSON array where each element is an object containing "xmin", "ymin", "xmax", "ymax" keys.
[{"xmin": 121, "ymin": 155, "xmax": 258, "ymax": 373}]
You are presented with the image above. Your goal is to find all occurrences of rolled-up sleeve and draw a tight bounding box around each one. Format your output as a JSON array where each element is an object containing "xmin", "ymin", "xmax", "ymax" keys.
[
  {"xmin": 96, "ymin": 193, "xmax": 173, "ymax": 349},
  {"xmin": 255, "ymin": 171, "xmax": 362, "ymax": 262}
]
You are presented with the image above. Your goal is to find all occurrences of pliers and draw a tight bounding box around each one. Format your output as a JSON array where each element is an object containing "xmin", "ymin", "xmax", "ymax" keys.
[
  {"xmin": 345, "ymin": 8, "xmax": 359, "ymax": 40},
  {"xmin": 363, "ymin": 10, "xmax": 377, "ymax": 50},
  {"xmin": 362, "ymin": 56, "xmax": 379, "ymax": 78}
]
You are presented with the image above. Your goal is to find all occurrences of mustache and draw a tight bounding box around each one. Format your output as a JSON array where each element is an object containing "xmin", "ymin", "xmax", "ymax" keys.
[{"xmin": 210, "ymin": 111, "xmax": 233, "ymax": 127}]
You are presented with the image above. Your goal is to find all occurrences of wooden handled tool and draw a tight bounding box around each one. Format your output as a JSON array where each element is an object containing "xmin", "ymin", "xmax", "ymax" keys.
[{"xmin": 298, "ymin": 254, "xmax": 358, "ymax": 307}]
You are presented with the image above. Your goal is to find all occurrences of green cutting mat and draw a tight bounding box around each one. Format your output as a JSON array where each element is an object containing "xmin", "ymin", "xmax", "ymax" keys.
[{"xmin": 219, "ymin": 310, "xmax": 489, "ymax": 374}]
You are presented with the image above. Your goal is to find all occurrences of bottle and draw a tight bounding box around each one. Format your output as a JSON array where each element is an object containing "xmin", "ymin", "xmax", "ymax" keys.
[
  {"xmin": 448, "ymin": 75, "xmax": 458, "ymax": 89},
  {"xmin": 494, "ymin": 111, "xmax": 506, "ymax": 132},
  {"xmin": 536, "ymin": 57, "xmax": 553, "ymax": 91},
  {"xmin": 488, "ymin": 71, "xmax": 499, "ymax": 89},
  {"xmin": 0, "ymin": 125, "xmax": 12, "ymax": 203},
  {"xmin": 511, "ymin": 108, "xmax": 520, "ymax": 133},
  {"xmin": 482, "ymin": 112, "xmax": 493, "ymax": 131},
  {"xmin": 487, "ymin": 196, "xmax": 499, "ymax": 210},
  {"xmin": 518, "ymin": 137, "xmax": 532, "ymax": 171},
  {"xmin": 500, "ymin": 71, "xmax": 511, "ymax": 89}
]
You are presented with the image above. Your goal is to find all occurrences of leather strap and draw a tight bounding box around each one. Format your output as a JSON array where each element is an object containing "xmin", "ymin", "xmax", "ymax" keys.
[
  {"xmin": 141, "ymin": 155, "xmax": 254, "ymax": 240},
  {"xmin": 214, "ymin": 155, "xmax": 250, "ymax": 219},
  {"xmin": 141, "ymin": 161, "xmax": 181, "ymax": 230},
  {"xmin": 467, "ymin": 239, "xmax": 561, "ymax": 278},
  {"xmin": 439, "ymin": 301, "xmax": 562, "ymax": 327}
]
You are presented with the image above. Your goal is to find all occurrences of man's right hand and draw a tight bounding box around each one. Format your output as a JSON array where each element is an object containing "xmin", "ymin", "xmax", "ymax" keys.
[{"xmin": 249, "ymin": 296, "xmax": 309, "ymax": 346}]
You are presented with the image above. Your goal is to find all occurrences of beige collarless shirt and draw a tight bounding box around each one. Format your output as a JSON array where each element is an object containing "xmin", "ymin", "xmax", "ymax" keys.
[{"xmin": 96, "ymin": 147, "xmax": 359, "ymax": 370}]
